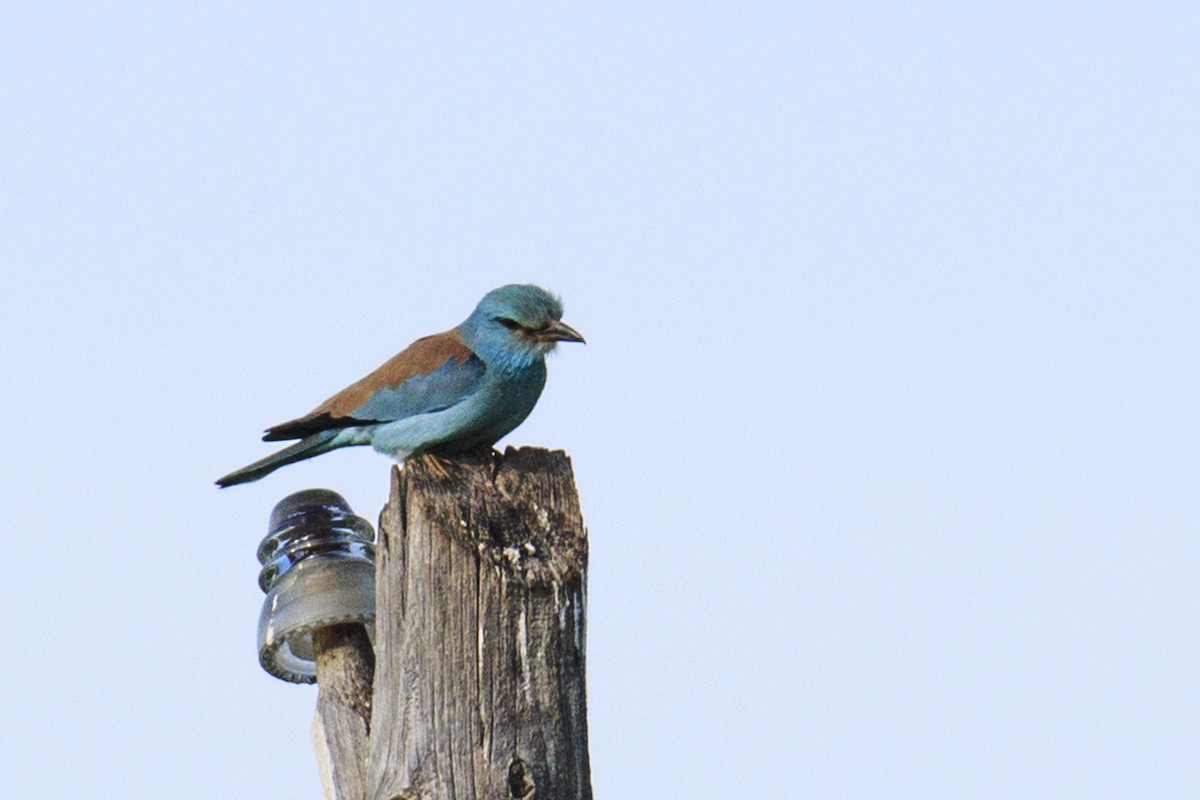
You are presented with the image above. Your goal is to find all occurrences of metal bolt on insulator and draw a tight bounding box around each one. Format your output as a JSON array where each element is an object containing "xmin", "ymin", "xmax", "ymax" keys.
[{"xmin": 256, "ymin": 489, "xmax": 376, "ymax": 683}]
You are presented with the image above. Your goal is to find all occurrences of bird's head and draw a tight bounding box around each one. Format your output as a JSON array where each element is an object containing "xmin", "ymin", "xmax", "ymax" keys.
[{"xmin": 462, "ymin": 284, "xmax": 585, "ymax": 370}]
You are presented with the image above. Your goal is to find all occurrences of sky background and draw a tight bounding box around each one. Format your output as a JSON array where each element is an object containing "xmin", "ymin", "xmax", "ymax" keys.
[{"xmin": 3, "ymin": 2, "xmax": 1197, "ymax": 798}]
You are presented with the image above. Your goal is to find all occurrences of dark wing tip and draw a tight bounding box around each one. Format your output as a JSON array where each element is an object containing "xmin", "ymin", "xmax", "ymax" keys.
[{"xmin": 262, "ymin": 412, "xmax": 378, "ymax": 441}]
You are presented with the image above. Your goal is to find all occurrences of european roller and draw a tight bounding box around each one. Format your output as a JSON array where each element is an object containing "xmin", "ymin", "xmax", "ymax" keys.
[{"xmin": 216, "ymin": 284, "xmax": 583, "ymax": 487}]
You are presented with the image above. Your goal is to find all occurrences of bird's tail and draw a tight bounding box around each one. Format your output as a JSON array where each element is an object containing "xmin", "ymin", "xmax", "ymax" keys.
[{"xmin": 215, "ymin": 431, "xmax": 348, "ymax": 488}]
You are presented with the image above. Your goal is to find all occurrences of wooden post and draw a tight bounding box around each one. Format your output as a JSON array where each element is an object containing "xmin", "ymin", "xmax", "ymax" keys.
[
  {"xmin": 306, "ymin": 447, "xmax": 592, "ymax": 799},
  {"xmin": 367, "ymin": 447, "xmax": 592, "ymax": 800},
  {"xmin": 312, "ymin": 623, "xmax": 376, "ymax": 800}
]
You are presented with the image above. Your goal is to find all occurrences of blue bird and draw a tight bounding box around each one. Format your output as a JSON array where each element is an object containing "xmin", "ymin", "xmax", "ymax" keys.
[{"xmin": 216, "ymin": 284, "xmax": 584, "ymax": 487}]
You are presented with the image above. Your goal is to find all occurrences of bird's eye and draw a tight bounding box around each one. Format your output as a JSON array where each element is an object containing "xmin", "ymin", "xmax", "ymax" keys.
[{"xmin": 497, "ymin": 317, "xmax": 524, "ymax": 331}]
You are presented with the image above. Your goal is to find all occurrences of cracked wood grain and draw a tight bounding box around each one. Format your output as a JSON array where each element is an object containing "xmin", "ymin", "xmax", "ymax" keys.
[{"xmin": 368, "ymin": 447, "xmax": 592, "ymax": 800}]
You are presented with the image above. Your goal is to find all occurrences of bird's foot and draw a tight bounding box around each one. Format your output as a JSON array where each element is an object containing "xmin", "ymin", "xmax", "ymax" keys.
[{"xmin": 419, "ymin": 452, "xmax": 455, "ymax": 480}]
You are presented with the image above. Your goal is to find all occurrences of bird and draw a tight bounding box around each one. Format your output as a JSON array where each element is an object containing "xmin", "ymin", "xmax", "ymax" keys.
[{"xmin": 216, "ymin": 284, "xmax": 584, "ymax": 487}]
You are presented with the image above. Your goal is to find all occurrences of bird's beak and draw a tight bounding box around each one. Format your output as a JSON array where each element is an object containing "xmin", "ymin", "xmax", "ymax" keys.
[{"xmin": 538, "ymin": 319, "xmax": 586, "ymax": 344}]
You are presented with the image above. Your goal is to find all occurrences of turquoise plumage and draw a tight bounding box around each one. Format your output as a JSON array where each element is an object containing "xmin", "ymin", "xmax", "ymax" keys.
[{"xmin": 216, "ymin": 284, "xmax": 583, "ymax": 487}]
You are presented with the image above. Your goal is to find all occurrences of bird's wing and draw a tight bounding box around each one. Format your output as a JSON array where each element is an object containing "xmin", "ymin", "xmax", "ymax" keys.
[{"xmin": 262, "ymin": 329, "xmax": 486, "ymax": 441}]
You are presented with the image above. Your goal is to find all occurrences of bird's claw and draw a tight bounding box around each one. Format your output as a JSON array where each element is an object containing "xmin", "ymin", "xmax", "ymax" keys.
[{"xmin": 419, "ymin": 452, "xmax": 454, "ymax": 480}]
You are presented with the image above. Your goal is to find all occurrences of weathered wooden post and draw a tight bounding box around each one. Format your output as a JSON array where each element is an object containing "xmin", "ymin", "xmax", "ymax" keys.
[
  {"xmin": 260, "ymin": 448, "xmax": 592, "ymax": 800},
  {"xmin": 368, "ymin": 446, "xmax": 592, "ymax": 800},
  {"xmin": 311, "ymin": 623, "xmax": 376, "ymax": 799}
]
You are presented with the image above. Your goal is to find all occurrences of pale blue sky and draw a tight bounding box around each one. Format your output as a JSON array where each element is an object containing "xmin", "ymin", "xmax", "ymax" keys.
[{"xmin": 3, "ymin": 3, "xmax": 1197, "ymax": 798}]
